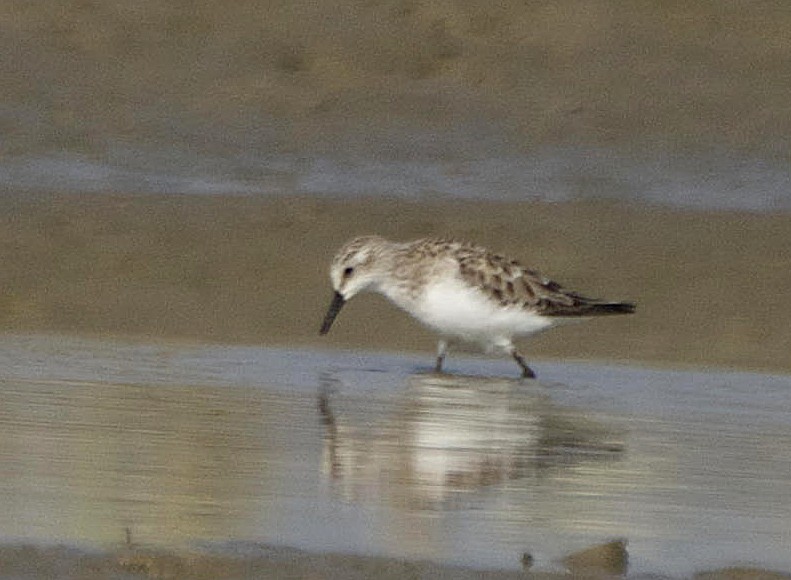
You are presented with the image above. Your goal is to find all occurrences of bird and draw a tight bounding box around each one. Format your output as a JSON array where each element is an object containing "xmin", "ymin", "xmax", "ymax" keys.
[{"xmin": 319, "ymin": 236, "xmax": 635, "ymax": 378}]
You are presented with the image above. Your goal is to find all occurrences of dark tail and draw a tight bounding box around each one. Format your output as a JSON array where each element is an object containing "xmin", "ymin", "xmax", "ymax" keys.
[
  {"xmin": 544, "ymin": 299, "xmax": 636, "ymax": 317},
  {"xmin": 587, "ymin": 301, "xmax": 636, "ymax": 315}
]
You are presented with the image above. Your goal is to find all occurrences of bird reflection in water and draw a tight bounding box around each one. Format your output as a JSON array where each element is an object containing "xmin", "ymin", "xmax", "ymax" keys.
[{"xmin": 317, "ymin": 373, "xmax": 624, "ymax": 509}]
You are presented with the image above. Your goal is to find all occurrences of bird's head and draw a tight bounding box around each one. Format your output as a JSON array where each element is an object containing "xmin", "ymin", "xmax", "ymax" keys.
[{"xmin": 320, "ymin": 236, "xmax": 387, "ymax": 335}]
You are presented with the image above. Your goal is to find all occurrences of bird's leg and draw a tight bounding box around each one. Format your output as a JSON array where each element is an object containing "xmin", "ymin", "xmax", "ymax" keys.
[
  {"xmin": 435, "ymin": 339, "xmax": 448, "ymax": 373},
  {"xmin": 511, "ymin": 349, "xmax": 536, "ymax": 379}
]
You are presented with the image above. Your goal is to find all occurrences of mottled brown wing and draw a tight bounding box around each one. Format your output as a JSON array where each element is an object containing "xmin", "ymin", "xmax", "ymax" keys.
[{"xmin": 454, "ymin": 245, "xmax": 634, "ymax": 317}]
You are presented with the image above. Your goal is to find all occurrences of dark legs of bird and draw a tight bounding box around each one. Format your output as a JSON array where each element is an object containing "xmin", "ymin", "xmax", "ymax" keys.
[
  {"xmin": 435, "ymin": 339, "xmax": 448, "ymax": 373},
  {"xmin": 512, "ymin": 350, "xmax": 536, "ymax": 379},
  {"xmin": 435, "ymin": 339, "xmax": 534, "ymax": 378}
]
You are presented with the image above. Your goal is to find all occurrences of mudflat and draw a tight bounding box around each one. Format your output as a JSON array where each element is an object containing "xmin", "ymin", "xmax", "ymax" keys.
[
  {"xmin": 1, "ymin": 543, "xmax": 789, "ymax": 580},
  {"xmin": 1, "ymin": 193, "xmax": 788, "ymax": 373},
  {"xmin": 4, "ymin": 0, "xmax": 790, "ymax": 158}
]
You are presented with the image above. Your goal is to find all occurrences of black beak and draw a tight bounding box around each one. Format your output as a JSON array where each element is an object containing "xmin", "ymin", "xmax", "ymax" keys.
[{"xmin": 319, "ymin": 291, "xmax": 346, "ymax": 335}]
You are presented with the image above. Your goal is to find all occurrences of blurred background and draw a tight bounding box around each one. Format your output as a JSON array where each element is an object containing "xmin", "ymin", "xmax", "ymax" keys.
[{"xmin": 1, "ymin": 0, "xmax": 790, "ymax": 371}]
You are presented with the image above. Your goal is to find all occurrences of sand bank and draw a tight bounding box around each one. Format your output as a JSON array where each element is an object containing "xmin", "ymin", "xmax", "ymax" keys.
[
  {"xmin": 1, "ymin": 194, "xmax": 789, "ymax": 373},
  {"xmin": 1, "ymin": 542, "xmax": 788, "ymax": 580},
  {"xmin": 4, "ymin": 0, "xmax": 791, "ymax": 158}
]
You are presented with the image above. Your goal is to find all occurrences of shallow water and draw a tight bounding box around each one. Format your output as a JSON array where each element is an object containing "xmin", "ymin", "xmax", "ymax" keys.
[
  {"xmin": 0, "ymin": 334, "xmax": 790, "ymax": 577},
  {"xmin": 3, "ymin": 148, "xmax": 790, "ymax": 212}
]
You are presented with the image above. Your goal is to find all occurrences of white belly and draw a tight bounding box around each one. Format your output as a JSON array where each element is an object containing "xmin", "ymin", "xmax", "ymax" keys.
[{"xmin": 395, "ymin": 277, "xmax": 556, "ymax": 345}]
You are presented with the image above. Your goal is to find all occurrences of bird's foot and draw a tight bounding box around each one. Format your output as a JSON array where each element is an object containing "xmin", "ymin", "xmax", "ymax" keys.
[
  {"xmin": 520, "ymin": 366, "xmax": 536, "ymax": 379},
  {"xmin": 512, "ymin": 351, "xmax": 536, "ymax": 379}
]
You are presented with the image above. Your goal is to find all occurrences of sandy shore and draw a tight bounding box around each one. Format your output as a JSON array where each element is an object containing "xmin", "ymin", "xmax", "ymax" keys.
[
  {"xmin": 3, "ymin": 1, "xmax": 789, "ymax": 372},
  {"xmin": 0, "ymin": 543, "xmax": 530, "ymax": 580},
  {"xmin": 1, "ymin": 193, "xmax": 789, "ymax": 374},
  {"xmin": 1, "ymin": 542, "xmax": 788, "ymax": 580},
  {"xmin": 4, "ymin": 0, "xmax": 791, "ymax": 162}
]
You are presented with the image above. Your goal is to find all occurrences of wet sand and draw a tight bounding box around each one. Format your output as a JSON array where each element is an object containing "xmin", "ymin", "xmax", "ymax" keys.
[
  {"xmin": 3, "ymin": 1, "xmax": 791, "ymax": 207},
  {"xmin": 4, "ymin": 0, "xmax": 791, "ymax": 159},
  {"xmin": 1, "ymin": 547, "xmax": 789, "ymax": 580},
  {"xmin": 2, "ymin": 544, "xmax": 787, "ymax": 580},
  {"xmin": 0, "ymin": 543, "xmax": 534, "ymax": 580},
  {"xmin": 1, "ymin": 194, "xmax": 790, "ymax": 373}
]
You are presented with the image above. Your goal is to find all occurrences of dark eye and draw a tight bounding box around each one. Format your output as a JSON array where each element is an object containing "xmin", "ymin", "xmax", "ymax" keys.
[{"xmin": 343, "ymin": 266, "xmax": 354, "ymax": 278}]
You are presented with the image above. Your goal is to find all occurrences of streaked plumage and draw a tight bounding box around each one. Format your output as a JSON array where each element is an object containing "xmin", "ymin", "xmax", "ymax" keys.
[{"xmin": 320, "ymin": 236, "xmax": 635, "ymax": 378}]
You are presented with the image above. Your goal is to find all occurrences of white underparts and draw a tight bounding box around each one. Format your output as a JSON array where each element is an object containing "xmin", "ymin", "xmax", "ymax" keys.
[{"xmin": 382, "ymin": 276, "xmax": 557, "ymax": 351}]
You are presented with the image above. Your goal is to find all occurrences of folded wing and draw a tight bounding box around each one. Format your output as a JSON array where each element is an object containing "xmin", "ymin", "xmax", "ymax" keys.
[{"xmin": 454, "ymin": 245, "xmax": 635, "ymax": 318}]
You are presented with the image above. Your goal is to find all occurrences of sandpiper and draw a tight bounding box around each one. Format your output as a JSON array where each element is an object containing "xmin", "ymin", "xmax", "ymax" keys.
[{"xmin": 320, "ymin": 236, "xmax": 635, "ymax": 378}]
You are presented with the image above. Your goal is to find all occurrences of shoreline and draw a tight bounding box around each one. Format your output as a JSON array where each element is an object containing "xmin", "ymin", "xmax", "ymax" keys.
[
  {"xmin": 2, "ymin": 193, "xmax": 790, "ymax": 374},
  {"xmin": 4, "ymin": 328, "xmax": 788, "ymax": 378},
  {"xmin": 0, "ymin": 541, "xmax": 788, "ymax": 580}
]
